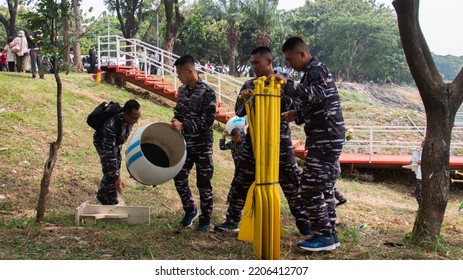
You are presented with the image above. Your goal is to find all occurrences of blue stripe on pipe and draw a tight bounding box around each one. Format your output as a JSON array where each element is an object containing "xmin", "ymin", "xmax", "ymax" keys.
[
  {"xmin": 126, "ymin": 140, "xmax": 141, "ymax": 155},
  {"xmin": 127, "ymin": 151, "xmax": 143, "ymax": 168}
]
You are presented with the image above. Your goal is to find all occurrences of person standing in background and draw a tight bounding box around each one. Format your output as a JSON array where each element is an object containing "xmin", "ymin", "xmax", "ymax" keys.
[
  {"xmin": 25, "ymin": 19, "xmax": 42, "ymax": 79},
  {"xmin": 89, "ymin": 47, "xmax": 96, "ymax": 74},
  {"xmin": 4, "ymin": 36, "xmax": 16, "ymax": 72},
  {"xmin": 10, "ymin": 30, "xmax": 29, "ymax": 73},
  {"xmin": 0, "ymin": 50, "xmax": 7, "ymax": 71}
]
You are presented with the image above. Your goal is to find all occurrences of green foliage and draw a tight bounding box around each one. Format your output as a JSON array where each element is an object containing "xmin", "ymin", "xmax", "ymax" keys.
[
  {"xmin": 104, "ymin": 0, "xmax": 155, "ymax": 38},
  {"xmin": 432, "ymin": 54, "xmax": 463, "ymax": 82},
  {"xmin": 241, "ymin": 0, "xmax": 278, "ymax": 31},
  {"xmin": 80, "ymin": 15, "xmax": 123, "ymax": 54},
  {"xmin": 339, "ymin": 89, "xmax": 368, "ymax": 102},
  {"xmin": 24, "ymin": 0, "xmax": 71, "ymax": 71},
  {"xmin": 298, "ymin": 0, "xmax": 412, "ymax": 83},
  {"xmin": 174, "ymin": 1, "xmax": 228, "ymax": 64},
  {"xmin": 0, "ymin": 216, "xmax": 37, "ymax": 229},
  {"xmin": 341, "ymin": 224, "xmax": 366, "ymax": 244}
]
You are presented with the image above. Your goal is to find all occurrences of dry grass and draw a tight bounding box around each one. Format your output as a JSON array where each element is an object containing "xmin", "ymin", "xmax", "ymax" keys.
[{"xmin": 0, "ymin": 72, "xmax": 462, "ymax": 260}]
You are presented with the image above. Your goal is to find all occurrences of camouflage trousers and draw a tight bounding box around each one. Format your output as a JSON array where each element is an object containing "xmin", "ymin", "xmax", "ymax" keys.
[
  {"xmin": 302, "ymin": 146, "xmax": 343, "ymax": 237},
  {"xmin": 415, "ymin": 179, "xmax": 422, "ymax": 202},
  {"xmin": 174, "ymin": 148, "xmax": 214, "ymax": 225},
  {"xmin": 94, "ymin": 142, "xmax": 121, "ymax": 205},
  {"xmin": 226, "ymin": 136, "xmax": 311, "ymax": 234},
  {"xmin": 334, "ymin": 187, "xmax": 347, "ymax": 202}
]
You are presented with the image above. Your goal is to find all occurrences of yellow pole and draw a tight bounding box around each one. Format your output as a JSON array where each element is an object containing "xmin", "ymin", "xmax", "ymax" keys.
[
  {"xmin": 238, "ymin": 76, "xmax": 282, "ymax": 259},
  {"xmin": 238, "ymin": 98, "xmax": 256, "ymax": 242},
  {"xmin": 95, "ymin": 68, "xmax": 102, "ymax": 85}
]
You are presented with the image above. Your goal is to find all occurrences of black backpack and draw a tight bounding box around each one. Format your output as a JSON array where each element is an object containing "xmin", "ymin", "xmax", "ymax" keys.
[{"xmin": 87, "ymin": 101, "xmax": 122, "ymax": 130}]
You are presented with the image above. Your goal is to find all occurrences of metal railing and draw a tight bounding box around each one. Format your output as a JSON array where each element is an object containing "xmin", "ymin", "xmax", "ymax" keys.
[
  {"xmin": 343, "ymin": 126, "xmax": 463, "ymax": 159},
  {"xmin": 290, "ymin": 125, "xmax": 463, "ymax": 160},
  {"xmin": 97, "ymin": 35, "xmax": 243, "ymax": 108}
]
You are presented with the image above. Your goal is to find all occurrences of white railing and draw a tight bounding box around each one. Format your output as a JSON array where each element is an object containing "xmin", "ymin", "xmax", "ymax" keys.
[
  {"xmin": 291, "ymin": 125, "xmax": 463, "ymax": 160},
  {"xmin": 342, "ymin": 126, "xmax": 463, "ymax": 158},
  {"xmin": 97, "ymin": 35, "xmax": 242, "ymax": 108}
]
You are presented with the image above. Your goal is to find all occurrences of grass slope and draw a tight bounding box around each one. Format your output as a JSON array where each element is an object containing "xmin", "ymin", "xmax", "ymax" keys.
[{"xmin": 0, "ymin": 72, "xmax": 462, "ymax": 260}]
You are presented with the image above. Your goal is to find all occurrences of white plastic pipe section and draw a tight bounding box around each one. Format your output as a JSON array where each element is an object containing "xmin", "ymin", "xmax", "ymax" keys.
[{"xmin": 125, "ymin": 122, "xmax": 187, "ymax": 185}]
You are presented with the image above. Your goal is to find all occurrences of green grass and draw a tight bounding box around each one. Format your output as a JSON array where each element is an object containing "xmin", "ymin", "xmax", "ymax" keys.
[
  {"xmin": 339, "ymin": 88, "xmax": 369, "ymax": 102},
  {"xmin": 0, "ymin": 72, "xmax": 462, "ymax": 260}
]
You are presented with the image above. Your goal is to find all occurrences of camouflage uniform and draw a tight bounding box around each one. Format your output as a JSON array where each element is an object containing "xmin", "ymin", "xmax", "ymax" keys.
[
  {"xmin": 219, "ymin": 136, "xmax": 244, "ymax": 167},
  {"xmin": 333, "ymin": 161, "xmax": 347, "ymax": 202},
  {"xmin": 219, "ymin": 134, "xmax": 245, "ymax": 203},
  {"xmin": 173, "ymin": 80, "xmax": 216, "ymax": 226},
  {"xmin": 292, "ymin": 57, "xmax": 345, "ymax": 237},
  {"xmin": 224, "ymin": 78, "xmax": 311, "ymax": 234},
  {"xmin": 93, "ymin": 112, "xmax": 134, "ymax": 205}
]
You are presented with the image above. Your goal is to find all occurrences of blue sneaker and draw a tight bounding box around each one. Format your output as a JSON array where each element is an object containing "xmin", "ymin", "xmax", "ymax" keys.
[
  {"xmin": 180, "ymin": 208, "xmax": 199, "ymax": 227},
  {"xmin": 297, "ymin": 235, "xmax": 336, "ymax": 252},
  {"xmin": 214, "ymin": 221, "xmax": 239, "ymax": 232},
  {"xmin": 194, "ymin": 223, "xmax": 210, "ymax": 232},
  {"xmin": 332, "ymin": 234, "xmax": 341, "ymax": 248}
]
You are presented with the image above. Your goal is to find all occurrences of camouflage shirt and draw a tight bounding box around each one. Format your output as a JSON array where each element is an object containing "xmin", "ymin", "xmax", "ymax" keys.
[
  {"xmin": 234, "ymin": 78, "xmax": 297, "ymax": 140},
  {"xmin": 93, "ymin": 112, "xmax": 133, "ymax": 157},
  {"xmin": 174, "ymin": 80, "xmax": 217, "ymax": 149},
  {"xmin": 219, "ymin": 136, "xmax": 245, "ymax": 166},
  {"xmin": 293, "ymin": 57, "xmax": 345, "ymax": 148}
]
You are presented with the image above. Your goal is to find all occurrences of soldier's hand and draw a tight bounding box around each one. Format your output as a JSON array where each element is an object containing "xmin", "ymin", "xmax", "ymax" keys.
[
  {"xmin": 222, "ymin": 130, "xmax": 228, "ymax": 138},
  {"xmin": 268, "ymin": 73, "xmax": 287, "ymax": 84},
  {"xmin": 239, "ymin": 89, "xmax": 254, "ymax": 100},
  {"xmin": 281, "ymin": 110, "xmax": 297, "ymax": 122},
  {"xmin": 170, "ymin": 118, "xmax": 183, "ymax": 132},
  {"xmin": 115, "ymin": 177, "xmax": 124, "ymax": 194}
]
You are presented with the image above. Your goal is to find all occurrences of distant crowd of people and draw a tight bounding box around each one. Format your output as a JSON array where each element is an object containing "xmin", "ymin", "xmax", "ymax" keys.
[{"xmin": 2, "ymin": 20, "xmax": 42, "ymax": 79}]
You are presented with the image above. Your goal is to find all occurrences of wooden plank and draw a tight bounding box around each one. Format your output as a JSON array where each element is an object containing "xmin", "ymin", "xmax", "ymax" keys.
[
  {"xmin": 76, "ymin": 203, "xmax": 150, "ymax": 225},
  {"xmin": 75, "ymin": 201, "xmax": 88, "ymax": 224},
  {"xmin": 80, "ymin": 213, "xmax": 129, "ymax": 220}
]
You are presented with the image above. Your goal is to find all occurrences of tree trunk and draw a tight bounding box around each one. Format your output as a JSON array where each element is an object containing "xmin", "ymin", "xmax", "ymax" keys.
[
  {"xmin": 73, "ymin": 0, "xmax": 83, "ymax": 71},
  {"xmin": 61, "ymin": 0, "xmax": 71, "ymax": 63},
  {"xmin": 114, "ymin": 0, "xmax": 140, "ymax": 39},
  {"xmin": 36, "ymin": 67, "xmax": 63, "ymax": 222},
  {"xmin": 0, "ymin": 0, "xmax": 19, "ymax": 38},
  {"xmin": 414, "ymin": 107, "xmax": 452, "ymax": 239},
  {"xmin": 163, "ymin": 0, "xmax": 184, "ymax": 66},
  {"xmin": 227, "ymin": 25, "xmax": 240, "ymax": 77},
  {"xmin": 393, "ymin": 0, "xmax": 463, "ymax": 242}
]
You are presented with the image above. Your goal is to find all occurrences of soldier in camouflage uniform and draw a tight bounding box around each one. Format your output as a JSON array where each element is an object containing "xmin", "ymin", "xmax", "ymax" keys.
[
  {"xmin": 94, "ymin": 99, "xmax": 141, "ymax": 205},
  {"xmin": 220, "ymin": 128, "xmax": 244, "ymax": 167},
  {"xmin": 215, "ymin": 46, "xmax": 312, "ymax": 235},
  {"xmin": 170, "ymin": 55, "xmax": 217, "ymax": 232},
  {"xmin": 220, "ymin": 128, "xmax": 245, "ymax": 204},
  {"xmin": 280, "ymin": 37, "xmax": 345, "ymax": 251},
  {"xmin": 333, "ymin": 161, "xmax": 348, "ymax": 207}
]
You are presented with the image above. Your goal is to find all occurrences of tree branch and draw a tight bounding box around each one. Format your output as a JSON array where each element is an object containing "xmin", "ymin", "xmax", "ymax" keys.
[
  {"xmin": 392, "ymin": 0, "xmax": 443, "ymax": 97},
  {"xmin": 453, "ymin": 67, "xmax": 463, "ymax": 89},
  {"xmin": 0, "ymin": 14, "xmax": 8, "ymax": 30}
]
